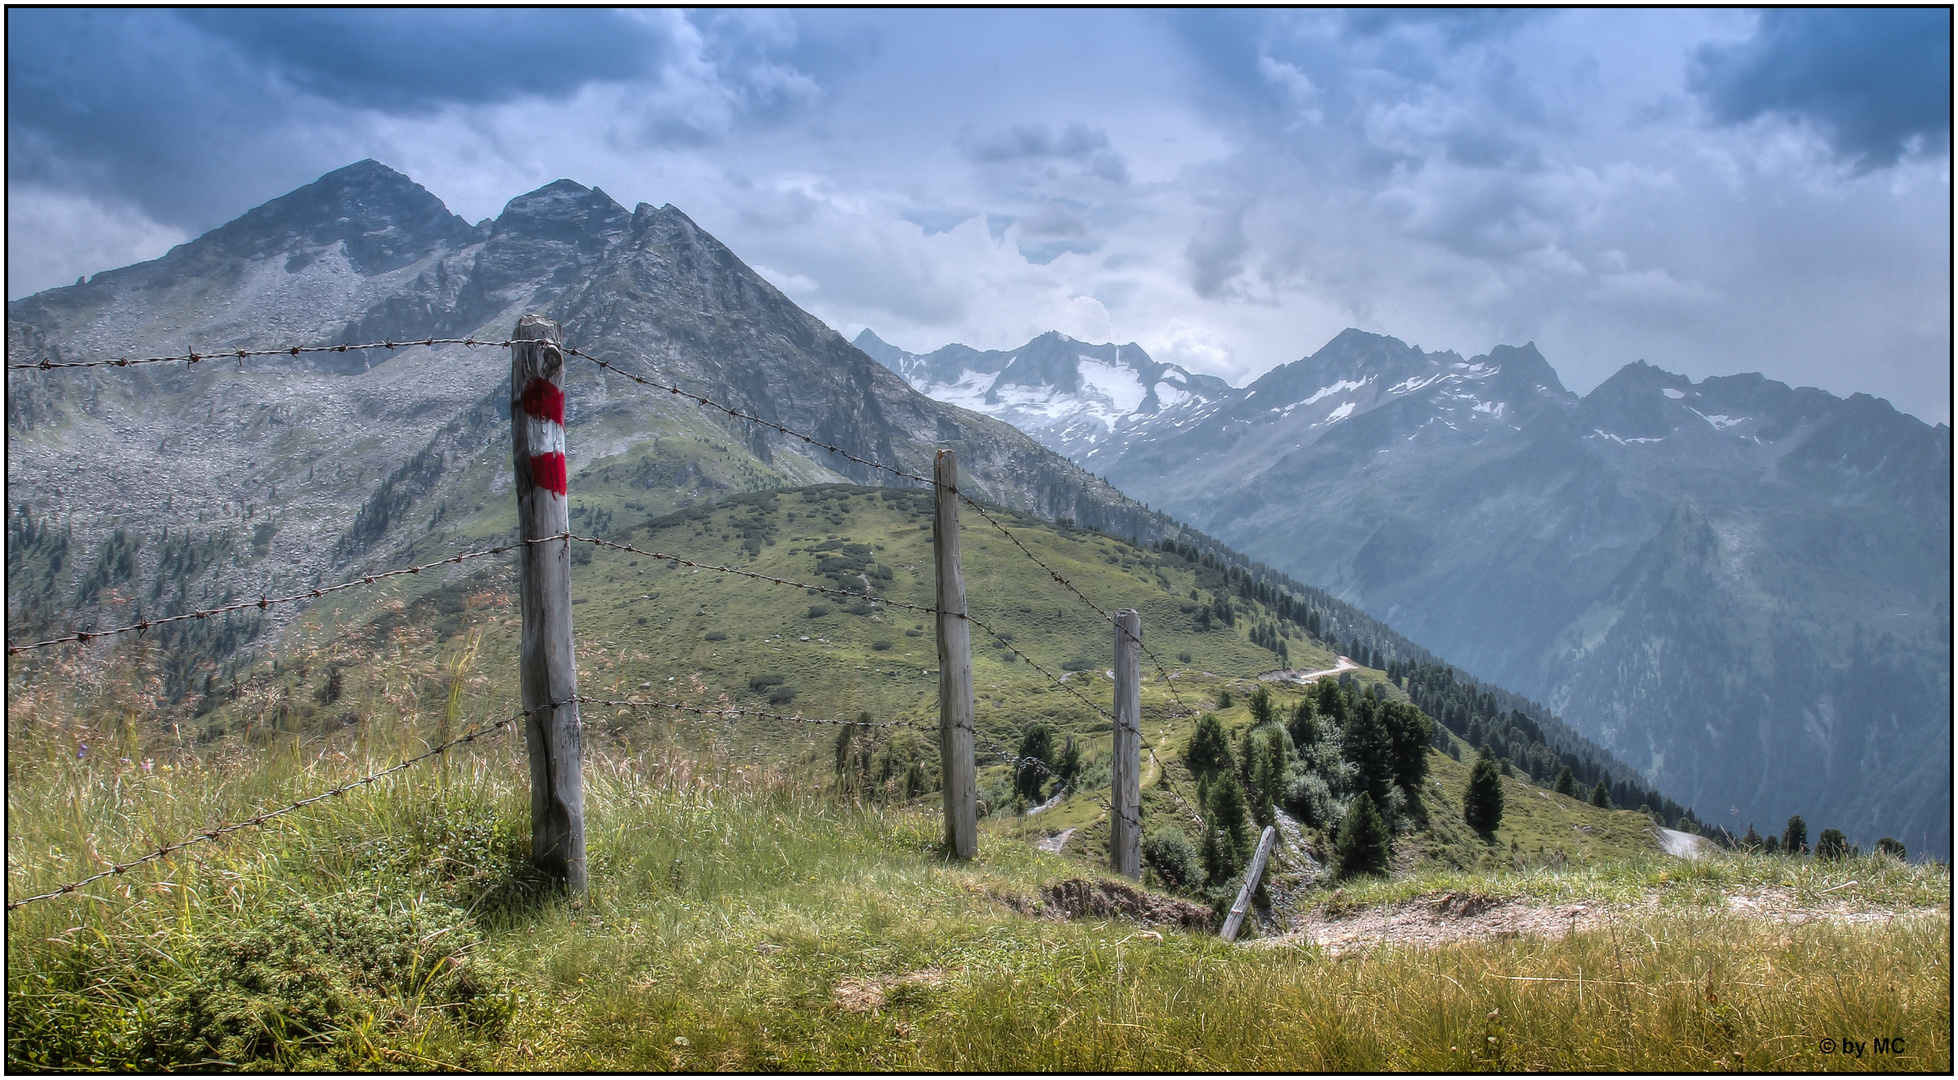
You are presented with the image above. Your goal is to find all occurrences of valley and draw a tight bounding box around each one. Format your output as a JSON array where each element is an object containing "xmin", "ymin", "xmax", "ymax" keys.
[{"xmin": 865, "ymin": 326, "xmax": 1953, "ymax": 857}]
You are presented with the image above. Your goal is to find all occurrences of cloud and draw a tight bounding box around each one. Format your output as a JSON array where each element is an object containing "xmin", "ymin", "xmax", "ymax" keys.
[
  {"xmin": 1689, "ymin": 9, "xmax": 1952, "ymax": 168},
  {"xmin": 177, "ymin": 9, "xmax": 671, "ymax": 112},
  {"xmin": 901, "ymin": 208, "xmax": 978, "ymax": 236},
  {"xmin": 4, "ymin": 9, "xmax": 843, "ymax": 236},
  {"xmin": 962, "ymin": 121, "xmax": 1129, "ymax": 183},
  {"xmin": 1185, "ymin": 203, "xmax": 1251, "ymax": 298},
  {"xmin": 6, "ymin": 187, "xmax": 189, "ymax": 297}
]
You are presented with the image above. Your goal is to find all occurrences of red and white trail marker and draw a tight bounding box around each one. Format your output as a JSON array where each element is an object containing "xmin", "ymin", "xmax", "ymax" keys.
[{"xmin": 520, "ymin": 376, "xmax": 567, "ymax": 496}]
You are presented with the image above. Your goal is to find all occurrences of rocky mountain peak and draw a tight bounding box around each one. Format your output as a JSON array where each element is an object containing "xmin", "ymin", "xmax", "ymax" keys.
[
  {"xmin": 1480, "ymin": 342, "xmax": 1567, "ymax": 395},
  {"xmin": 192, "ymin": 158, "xmax": 478, "ymax": 276},
  {"xmin": 492, "ymin": 180, "xmax": 632, "ymax": 248}
]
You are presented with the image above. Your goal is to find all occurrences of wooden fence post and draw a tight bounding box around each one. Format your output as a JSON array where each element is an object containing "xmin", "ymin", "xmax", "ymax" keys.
[
  {"xmin": 1111, "ymin": 608, "xmax": 1143, "ymax": 879},
  {"xmin": 1220, "ymin": 825, "xmax": 1277, "ymax": 942},
  {"xmin": 512, "ymin": 315, "xmax": 586, "ymax": 891},
  {"xmin": 934, "ymin": 450, "xmax": 977, "ymax": 859}
]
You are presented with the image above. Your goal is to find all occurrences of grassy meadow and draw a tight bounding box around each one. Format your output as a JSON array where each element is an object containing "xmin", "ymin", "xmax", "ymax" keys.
[{"xmin": 7, "ymin": 483, "xmax": 1950, "ymax": 1071}]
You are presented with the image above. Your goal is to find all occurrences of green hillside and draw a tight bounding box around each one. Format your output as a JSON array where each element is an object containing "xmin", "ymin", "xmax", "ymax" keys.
[{"xmin": 137, "ymin": 481, "xmax": 1674, "ymax": 896}]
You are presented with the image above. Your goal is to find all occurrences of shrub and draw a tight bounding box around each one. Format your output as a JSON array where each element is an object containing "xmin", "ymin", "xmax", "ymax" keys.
[
  {"xmin": 1283, "ymin": 771, "xmax": 1343, "ymax": 831},
  {"xmin": 871, "ymin": 640, "xmax": 893, "ymax": 651},
  {"xmin": 767, "ymin": 686, "xmax": 798, "ymax": 706},
  {"xmin": 147, "ymin": 892, "xmax": 514, "ymax": 1069},
  {"xmin": 704, "ymin": 631, "xmax": 727, "ymax": 642},
  {"xmin": 844, "ymin": 602, "xmax": 875, "ymax": 616},
  {"xmin": 1876, "ymin": 836, "xmax": 1908, "ymax": 861},
  {"xmin": 904, "ymin": 628, "xmax": 923, "ymax": 637},
  {"xmin": 807, "ymin": 605, "xmax": 831, "ymax": 618},
  {"xmin": 1060, "ymin": 658, "xmax": 1092, "ymax": 672},
  {"xmin": 1144, "ymin": 827, "xmax": 1205, "ymax": 890},
  {"xmin": 1177, "ymin": 651, "xmax": 1193, "ymax": 664},
  {"xmin": 749, "ymin": 673, "xmax": 786, "ymax": 692}
]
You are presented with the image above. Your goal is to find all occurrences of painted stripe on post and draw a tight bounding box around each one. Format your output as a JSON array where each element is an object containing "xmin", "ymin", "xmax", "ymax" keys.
[{"xmin": 521, "ymin": 377, "xmax": 568, "ymax": 495}]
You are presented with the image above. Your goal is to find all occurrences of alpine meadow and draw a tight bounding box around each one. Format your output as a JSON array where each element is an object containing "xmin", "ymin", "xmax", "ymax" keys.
[{"xmin": 7, "ymin": 8, "xmax": 1951, "ymax": 1073}]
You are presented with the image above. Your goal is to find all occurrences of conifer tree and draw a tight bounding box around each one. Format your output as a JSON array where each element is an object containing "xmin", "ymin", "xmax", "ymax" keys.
[
  {"xmin": 1335, "ymin": 792, "xmax": 1391, "ymax": 878},
  {"xmin": 1876, "ymin": 836, "xmax": 1907, "ymax": 861},
  {"xmin": 1380, "ymin": 699, "xmax": 1433, "ymax": 790},
  {"xmin": 1287, "ymin": 697, "xmax": 1318, "ymax": 749},
  {"xmin": 1186, "ymin": 713, "xmax": 1234, "ymax": 778},
  {"xmin": 1589, "ymin": 780, "xmax": 1612, "ymax": 809},
  {"xmin": 1248, "ymin": 686, "xmax": 1275, "ymax": 726},
  {"xmin": 1201, "ymin": 773, "xmax": 1253, "ymax": 883},
  {"xmin": 1341, "ymin": 696, "xmax": 1395, "ymax": 807},
  {"xmin": 1014, "ymin": 724, "xmax": 1054, "ymax": 800},
  {"xmin": 1463, "ymin": 747, "xmax": 1504, "ymax": 833},
  {"xmin": 1553, "ymin": 766, "xmax": 1576, "ymax": 798},
  {"xmin": 1815, "ymin": 828, "xmax": 1849, "ymax": 861},
  {"xmin": 1782, "ymin": 815, "xmax": 1808, "ymax": 855}
]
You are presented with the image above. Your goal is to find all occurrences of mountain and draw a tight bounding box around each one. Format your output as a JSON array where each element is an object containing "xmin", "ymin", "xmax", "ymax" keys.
[
  {"xmin": 5, "ymin": 161, "xmax": 1178, "ymax": 665},
  {"xmin": 854, "ymin": 329, "xmax": 1230, "ymax": 469},
  {"xmin": 889, "ymin": 326, "xmax": 1952, "ymax": 857}
]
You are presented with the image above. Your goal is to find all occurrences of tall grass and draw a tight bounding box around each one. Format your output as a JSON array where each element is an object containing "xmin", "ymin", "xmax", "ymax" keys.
[{"xmin": 7, "ymin": 698, "xmax": 1949, "ymax": 1072}]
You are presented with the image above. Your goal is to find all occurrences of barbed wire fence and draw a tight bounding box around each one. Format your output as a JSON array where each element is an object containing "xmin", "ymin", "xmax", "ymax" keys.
[{"xmin": 5, "ymin": 322, "xmax": 1293, "ymax": 910}]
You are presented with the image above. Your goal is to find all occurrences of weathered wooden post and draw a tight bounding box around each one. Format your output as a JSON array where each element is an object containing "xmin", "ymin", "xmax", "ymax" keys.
[
  {"xmin": 1220, "ymin": 825, "xmax": 1278, "ymax": 942},
  {"xmin": 1111, "ymin": 608, "xmax": 1142, "ymax": 879},
  {"xmin": 511, "ymin": 315, "xmax": 585, "ymax": 891},
  {"xmin": 934, "ymin": 450, "xmax": 977, "ymax": 858}
]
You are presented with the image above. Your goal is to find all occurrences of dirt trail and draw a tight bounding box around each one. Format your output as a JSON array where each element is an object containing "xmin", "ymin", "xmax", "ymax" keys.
[
  {"xmin": 1254, "ymin": 888, "xmax": 1944, "ymax": 954},
  {"xmin": 1260, "ymin": 656, "xmax": 1361, "ymax": 685},
  {"xmin": 1034, "ymin": 827, "xmax": 1076, "ymax": 854}
]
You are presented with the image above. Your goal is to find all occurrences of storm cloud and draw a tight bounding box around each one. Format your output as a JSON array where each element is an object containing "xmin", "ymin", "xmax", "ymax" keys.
[
  {"xmin": 1689, "ymin": 8, "xmax": 1951, "ymax": 168},
  {"xmin": 8, "ymin": 8, "xmax": 1949, "ymax": 423}
]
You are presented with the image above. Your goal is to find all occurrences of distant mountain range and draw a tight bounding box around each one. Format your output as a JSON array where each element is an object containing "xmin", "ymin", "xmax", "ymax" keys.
[
  {"xmin": 863, "ymin": 327, "xmax": 1952, "ymax": 857},
  {"xmin": 854, "ymin": 329, "xmax": 1229, "ymax": 468}
]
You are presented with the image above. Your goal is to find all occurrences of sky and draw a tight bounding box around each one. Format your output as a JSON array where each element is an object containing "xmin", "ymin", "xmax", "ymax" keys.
[{"xmin": 8, "ymin": 9, "xmax": 1951, "ymax": 423}]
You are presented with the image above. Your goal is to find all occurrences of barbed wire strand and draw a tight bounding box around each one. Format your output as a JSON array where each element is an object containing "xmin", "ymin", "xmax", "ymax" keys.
[
  {"xmin": 572, "ymin": 351, "xmax": 939, "ymax": 488},
  {"xmin": 572, "ymin": 346, "xmax": 1211, "ymax": 710},
  {"xmin": 961, "ymin": 611, "xmax": 1119, "ymax": 726},
  {"xmin": 23, "ymin": 332, "xmax": 1246, "ymax": 731},
  {"xmin": 8, "ymin": 337, "xmax": 527, "ymax": 372},
  {"xmin": 577, "ymin": 695, "xmax": 913, "ymax": 729},
  {"xmin": 955, "ymin": 493, "xmax": 1204, "ymax": 722},
  {"xmin": 18, "ymin": 335, "xmax": 1217, "ymax": 832},
  {"xmin": 6, "ymin": 539, "xmax": 535, "ymax": 655},
  {"xmin": 5, "ymin": 704, "xmax": 536, "ymax": 912},
  {"xmin": 25, "ymin": 330, "xmax": 1214, "ymax": 724}
]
